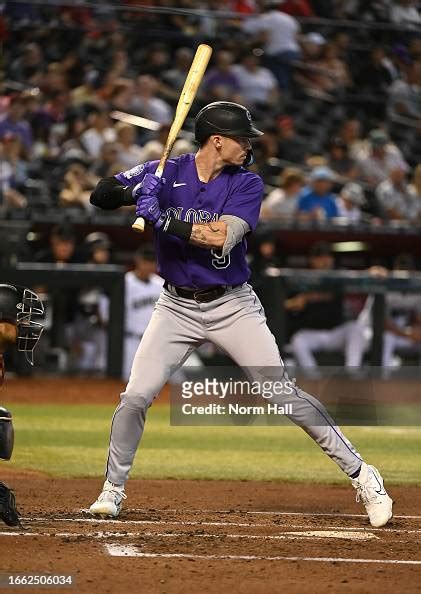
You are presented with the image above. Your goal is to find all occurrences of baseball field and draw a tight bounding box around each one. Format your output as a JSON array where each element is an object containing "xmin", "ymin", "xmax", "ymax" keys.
[{"xmin": 1, "ymin": 377, "xmax": 421, "ymax": 593}]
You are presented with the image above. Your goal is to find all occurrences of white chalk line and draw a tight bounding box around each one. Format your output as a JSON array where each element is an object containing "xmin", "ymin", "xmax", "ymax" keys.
[
  {"xmin": 22, "ymin": 516, "xmax": 421, "ymax": 534},
  {"xmin": 0, "ymin": 530, "xmax": 378, "ymax": 541},
  {"xmin": 25, "ymin": 517, "xmax": 269, "ymax": 528},
  {"xmin": 104, "ymin": 544, "xmax": 421, "ymax": 565},
  {"xmin": 123, "ymin": 509, "xmax": 421, "ymax": 521}
]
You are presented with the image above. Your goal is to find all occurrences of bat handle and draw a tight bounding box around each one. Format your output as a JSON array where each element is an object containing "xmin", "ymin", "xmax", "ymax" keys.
[{"xmin": 131, "ymin": 165, "xmax": 165, "ymax": 233}]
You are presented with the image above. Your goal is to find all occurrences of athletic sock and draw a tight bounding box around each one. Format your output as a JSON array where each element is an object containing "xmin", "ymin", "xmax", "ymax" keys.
[{"xmin": 349, "ymin": 465, "xmax": 362, "ymax": 479}]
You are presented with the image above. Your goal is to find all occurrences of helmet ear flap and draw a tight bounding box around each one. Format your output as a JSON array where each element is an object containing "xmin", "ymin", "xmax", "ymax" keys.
[{"xmin": 243, "ymin": 148, "xmax": 254, "ymax": 167}]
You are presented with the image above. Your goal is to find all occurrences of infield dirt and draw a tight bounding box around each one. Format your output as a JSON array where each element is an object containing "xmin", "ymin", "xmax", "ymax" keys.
[{"xmin": 0, "ymin": 473, "xmax": 420, "ymax": 593}]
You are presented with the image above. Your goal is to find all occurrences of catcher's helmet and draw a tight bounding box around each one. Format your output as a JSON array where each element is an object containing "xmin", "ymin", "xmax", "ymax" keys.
[
  {"xmin": 0, "ymin": 284, "xmax": 44, "ymax": 365},
  {"xmin": 194, "ymin": 102, "xmax": 264, "ymax": 144},
  {"xmin": 0, "ymin": 285, "xmax": 19, "ymax": 325}
]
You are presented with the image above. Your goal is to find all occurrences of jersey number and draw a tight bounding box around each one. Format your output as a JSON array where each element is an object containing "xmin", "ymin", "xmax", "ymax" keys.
[{"xmin": 211, "ymin": 249, "xmax": 231, "ymax": 269}]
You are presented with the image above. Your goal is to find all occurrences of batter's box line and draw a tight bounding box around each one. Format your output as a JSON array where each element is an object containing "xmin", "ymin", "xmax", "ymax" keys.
[
  {"xmin": 122, "ymin": 509, "xmax": 421, "ymax": 521},
  {"xmin": 104, "ymin": 544, "xmax": 421, "ymax": 565},
  {"xmin": 0, "ymin": 530, "xmax": 379, "ymax": 541},
  {"xmin": 22, "ymin": 516, "xmax": 421, "ymax": 534}
]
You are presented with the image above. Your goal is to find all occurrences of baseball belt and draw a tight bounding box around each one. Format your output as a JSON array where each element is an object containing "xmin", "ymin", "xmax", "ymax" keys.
[{"xmin": 164, "ymin": 281, "xmax": 241, "ymax": 303}]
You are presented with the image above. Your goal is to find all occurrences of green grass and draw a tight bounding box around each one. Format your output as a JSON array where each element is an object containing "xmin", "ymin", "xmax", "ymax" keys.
[{"xmin": 5, "ymin": 403, "xmax": 421, "ymax": 485}]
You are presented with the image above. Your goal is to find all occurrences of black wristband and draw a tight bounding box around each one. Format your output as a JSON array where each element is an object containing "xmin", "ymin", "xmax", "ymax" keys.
[{"xmin": 161, "ymin": 216, "xmax": 193, "ymax": 241}]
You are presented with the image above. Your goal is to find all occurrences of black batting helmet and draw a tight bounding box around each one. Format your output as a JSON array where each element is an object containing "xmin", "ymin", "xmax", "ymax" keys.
[
  {"xmin": 194, "ymin": 102, "xmax": 263, "ymax": 144},
  {"xmin": 195, "ymin": 102, "xmax": 263, "ymax": 166}
]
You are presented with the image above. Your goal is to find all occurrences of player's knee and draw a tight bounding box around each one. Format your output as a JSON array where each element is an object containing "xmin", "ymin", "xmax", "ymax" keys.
[
  {"xmin": 291, "ymin": 332, "xmax": 307, "ymax": 352},
  {"xmin": 121, "ymin": 381, "xmax": 160, "ymax": 411}
]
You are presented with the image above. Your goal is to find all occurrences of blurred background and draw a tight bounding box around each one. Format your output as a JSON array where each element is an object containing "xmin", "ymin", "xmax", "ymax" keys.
[{"xmin": 1, "ymin": 0, "xmax": 421, "ymax": 379}]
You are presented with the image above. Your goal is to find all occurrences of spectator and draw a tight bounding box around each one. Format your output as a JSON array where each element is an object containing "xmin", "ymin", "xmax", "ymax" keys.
[
  {"xmin": 59, "ymin": 160, "xmax": 99, "ymax": 210},
  {"xmin": 261, "ymin": 167, "xmax": 305, "ymax": 219},
  {"xmin": 59, "ymin": 113, "xmax": 89, "ymax": 162},
  {"xmin": 356, "ymin": 129, "xmax": 407, "ymax": 187},
  {"xmin": 279, "ymin": 0, "xmax": 314, "ymax": 17},
  {"xmin": 375, "ymin": 162, "xmax": 419, "ymax": 221},
  {"xmin": 231, "ymin": 52, "xmax": 280, "ymax": 110},
  {"xmin": 114, "ymin": 122, "xmax": 144, "ymax": 169},
  {"xmin": 0, "ymin": 142, "xmax": 27, "ymax": 210},
  {"xmin": 1, "ymin": 133, "xmax": 29, "ymax": 190},
  {"xmin": 91, "ymin": 142, "xmax": 123, "ymax": 178},
  {"xmin": 388, "ymin": 60, "xmax": 421, "ymax": 123},
  {"xmin": 276, "ymin": 115, "xmax": 309, "ymax": 164},
  {"xmin": 84, "ymin": 232, "xmax": 112, "ymax": 265},
  {"xmin": 301, "ymin": 31, "xmax": 327, "ymax": 57},
  {"xmin": 9, "ymin": 42, "xmax": 44, "ymax": 83},
  {"xmin": 312, "ymin": 41, "xmax": 352, "ymax": 96},
  {"xmin": 356, "ymin": 47, "xmax": 394, "ymax": 97},
  {"xmin": 357, "ymin": 0, "xmax": 391, "ymax": 22},
  {"xmin": 71, "ymin": 69, "xmax": 101, "ymax": 107},
  {"xmin": 0, "ymin": 95, "xmax": 33, "ymax": 155},
  {"xmin": 337, "ymin": 117, "xmax": 365, "ymax": 160},
  {"xmin": 408, "ymin": 163, "xmax": 421, "ymax": 215},
  {"xmin": 141, "ymin": 140, "xmax": 164, "ymax": 162},
  {"xmin": 335, "ymin": 182, "xmax": 365, "ymax": 223},
  {"xmin": 106, "ymin": 79, "xmax": 135, "ymax": 113},
  {"xmin": 390, "ymin": 0, "xmax": 421, "ymax": 26},
  {"xmin": 294, "ymin": 32, "xmax": 328, "ymax": 97},
  {"xmin": 138, "ymin": 44, "xmax": 170, "ymax": 78},
  {"xmin": 242, "ymin": 0, "xmax": 301, "ymax": 89},
  {"xmin": 286, "ymin": 242, "xmax": 368, "ymax": 370},
  {"xmin": 297, "ymin": 166, "xmax": 338, "ymax": 221},
  {"xmin": 35, "ymin": 224, "xmax": 81, "ymax": 264},
  {"xmin": 327, "ymin": 136, "xmax": 359, "ymax": 181},
  {"xmin": 80, "ymin": 107, "xmax": 117, "ymax": 159},
  {"xmin": 161, "ymin": 47, "xmax": 194, "ymax": 102},
  {"xmin": 130, "ymin": 75, "xmax": 172, "ymax": 125},
  {"xmin": 203, "ymin": 50, "xmax": 242, "ymax": 102}
]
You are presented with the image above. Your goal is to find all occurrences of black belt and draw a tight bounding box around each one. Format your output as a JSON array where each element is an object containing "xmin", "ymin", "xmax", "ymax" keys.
[{"xmin": 164, "ymin": 281, "xmax": 241, "ymax": 303}]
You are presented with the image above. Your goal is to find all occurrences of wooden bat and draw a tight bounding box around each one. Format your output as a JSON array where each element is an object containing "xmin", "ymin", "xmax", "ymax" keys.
[{"xmin": 132, "ymin": 43, "xmax": 213, "ymax": 233}]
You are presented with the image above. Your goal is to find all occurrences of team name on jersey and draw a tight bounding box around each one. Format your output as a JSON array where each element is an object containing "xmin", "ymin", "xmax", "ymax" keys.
[
  {"xmin": 131, "ymin": 296, "xmax": 159, "ymax": 310},
  {"xmin": 165, "ymin": 207, "xmax": 219, "ymax": 224}
]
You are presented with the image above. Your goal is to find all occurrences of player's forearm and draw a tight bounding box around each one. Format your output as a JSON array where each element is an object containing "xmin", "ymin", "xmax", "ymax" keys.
[{"xmin": 189, "ymin": 222, "xmax": 227, "ymax": 249}]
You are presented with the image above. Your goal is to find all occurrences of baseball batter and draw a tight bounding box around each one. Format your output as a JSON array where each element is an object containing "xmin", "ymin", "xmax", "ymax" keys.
[{"xmin": 89, "ymin": 102, "xmax": 393, "ymax": 527}]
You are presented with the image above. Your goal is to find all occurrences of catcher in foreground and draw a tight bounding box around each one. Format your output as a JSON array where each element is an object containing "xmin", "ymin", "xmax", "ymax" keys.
[{"xmin": 0, "ymin": 284, "xmax": 44, "ymax": 527}]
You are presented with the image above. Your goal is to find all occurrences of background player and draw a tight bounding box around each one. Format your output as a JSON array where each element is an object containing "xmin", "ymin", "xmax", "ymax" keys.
[
  {"xmin": 123, "ymin": 244, "xmax": 164, "ymax": 381},
  {"xmin": 88, "ymin": 101, "xmax": 393, "ymax": 528}
]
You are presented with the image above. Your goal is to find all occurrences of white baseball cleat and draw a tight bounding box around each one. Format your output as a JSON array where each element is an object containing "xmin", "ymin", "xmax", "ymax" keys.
[
  {"xmin": 352, "ymin": 462, "xmax": 393, "ymax": 527},
  {"xmin": 89, "ymin": 479, "xmax": 127, "ymax": 518}
]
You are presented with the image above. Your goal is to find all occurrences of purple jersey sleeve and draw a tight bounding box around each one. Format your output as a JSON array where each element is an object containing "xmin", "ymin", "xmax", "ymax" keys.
[
  {"xmin": 114, "ymin": 160, "xmax": 159, "ymax": 186},
  {"xmin": 221, "ymin": 173, "xmax": 264, "ymax": 231}
]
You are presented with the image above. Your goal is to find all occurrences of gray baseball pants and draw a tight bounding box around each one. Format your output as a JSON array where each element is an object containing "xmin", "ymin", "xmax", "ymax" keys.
[{"xmin": 106, "ymin": 284, "xmax": 362, "ymax": 485}]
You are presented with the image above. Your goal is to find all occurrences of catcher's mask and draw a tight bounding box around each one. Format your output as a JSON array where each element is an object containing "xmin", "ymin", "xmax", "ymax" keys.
[{"xmin": 16, "ymin": 289, "xmax": 44, "ymax": 365}]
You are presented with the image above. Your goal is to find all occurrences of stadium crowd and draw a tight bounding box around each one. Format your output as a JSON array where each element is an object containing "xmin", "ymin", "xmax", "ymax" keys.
[
  {"xmin": 1, "ymin": 0, "xmax": 420, "ymax": 224},
  {"xmin": 1, "ymin": 0, "xmax": 421, "ymax": 374}
]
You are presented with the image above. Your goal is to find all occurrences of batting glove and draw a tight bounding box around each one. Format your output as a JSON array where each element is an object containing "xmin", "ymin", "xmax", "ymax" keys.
[
  {"xmin": 135, "ymin": 194, "xmax": 167, "ymax": 229},
  {"xmin": 132, "ymin": 173, "xmax": 166, "ymax": 199}
]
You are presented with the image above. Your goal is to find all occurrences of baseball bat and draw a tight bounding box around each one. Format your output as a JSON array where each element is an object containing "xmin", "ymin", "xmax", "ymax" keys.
[{"xmin": 132, "ymin": 43, "xmax": 213, "ymax": 233}]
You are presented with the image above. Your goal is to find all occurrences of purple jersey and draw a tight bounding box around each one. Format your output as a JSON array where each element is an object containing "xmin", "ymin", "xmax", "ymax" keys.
[{"xmin": 115, "ymin": 153, "xmax": 264, "ymax": 288}]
